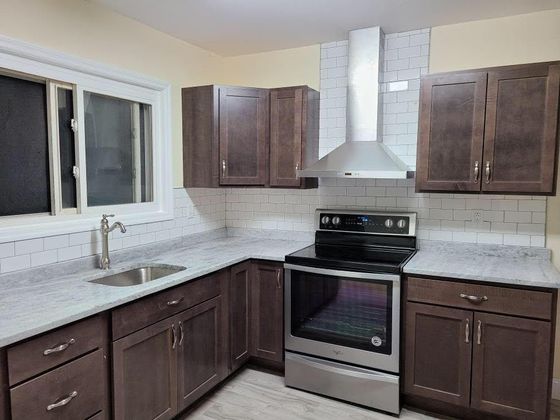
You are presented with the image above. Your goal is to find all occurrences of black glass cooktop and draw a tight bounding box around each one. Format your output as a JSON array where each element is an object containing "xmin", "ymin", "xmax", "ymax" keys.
[{"xmin": 285, "ymin": 238, "xmax": 416, "ymax": 274}]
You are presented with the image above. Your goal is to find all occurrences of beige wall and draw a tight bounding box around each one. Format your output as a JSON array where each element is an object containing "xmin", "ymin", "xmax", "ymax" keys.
[
  {"xmin": 219, "ymin": 45, "xmax": 321, "ymax": 90},
  {"xmin": 430, "ymin": 8, "xmax": 560, "ymax": 378}
]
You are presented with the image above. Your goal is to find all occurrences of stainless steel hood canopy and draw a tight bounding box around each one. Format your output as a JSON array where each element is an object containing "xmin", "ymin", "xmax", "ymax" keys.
[{"xmin": 298, "ymin": 26, "xmax": 412, "ymax": 179}]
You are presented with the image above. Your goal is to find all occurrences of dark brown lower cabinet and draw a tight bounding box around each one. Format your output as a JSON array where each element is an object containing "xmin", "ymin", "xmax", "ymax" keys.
[
  {"xmin": 251, "ymin": 261, "xmax": 284, "ymax": 362},
  {"xmin": 112, "ymin": 317, "xmax": 178, "ymax": 420},
  {"xmin": 229, "ymin": 262, "xmax": 251, "ymax": 371},
  {"xmin": 404, "ymin": 303, "xmax": 473, "ymax": 407},
  {"xmin": 177, "ymin": 296, "xmax": 225, "ymax": 411},
  {"xmin": 471, "ymin": 313, "xmax": 551, "ymax": 419},
  {"xmin": 0, "ymin": 349, "xmax": 7, "ymax": 420},
  {"xmin": 404, "ymin": 276, "xmax": 555, "ymax": 420}
]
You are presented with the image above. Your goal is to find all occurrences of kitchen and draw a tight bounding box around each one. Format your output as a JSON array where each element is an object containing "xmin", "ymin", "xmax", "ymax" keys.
[{"xmin": 0, "ymin": 0, "xmax": 560, "ymax": 419}]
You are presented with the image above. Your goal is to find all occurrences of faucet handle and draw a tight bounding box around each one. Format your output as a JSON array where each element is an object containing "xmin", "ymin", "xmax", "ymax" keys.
[{"xmin": 102, "ymin": 214, "xmax": 115, "ymax": 220}]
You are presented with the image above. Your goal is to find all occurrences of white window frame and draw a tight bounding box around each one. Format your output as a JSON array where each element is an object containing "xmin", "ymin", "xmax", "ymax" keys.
[{"xmin": 0, "ymin": 35, "xmax": 173, "ymax": 242}]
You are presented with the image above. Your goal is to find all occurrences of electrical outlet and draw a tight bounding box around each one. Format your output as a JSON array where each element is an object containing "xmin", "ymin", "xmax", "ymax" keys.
[{"xmin": 472, "ymin": 210, "xmax": 483, "ymax": 224}]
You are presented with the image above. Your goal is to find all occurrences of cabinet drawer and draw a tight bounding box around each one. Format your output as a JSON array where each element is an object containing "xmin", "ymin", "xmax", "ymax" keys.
[
  {"xmin": 8, "ymin": 315, "xmax": 105, "ymax": 385},
  {"xmin": 10, "ymin": 349, "xmax": 105, "ymax": 420},
  {"xmin": 406, "ymin": 276, "xmax": 553, "ymax": 320},
  {"xmin": 112, "ymin": 273, "xmax": 221, "ymax": 339}
]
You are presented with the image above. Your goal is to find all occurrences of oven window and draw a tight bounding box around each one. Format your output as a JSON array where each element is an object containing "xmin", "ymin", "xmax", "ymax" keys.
[{"xmin": 290, "ymin": 270, "xmax": 392, "ymax": 355}]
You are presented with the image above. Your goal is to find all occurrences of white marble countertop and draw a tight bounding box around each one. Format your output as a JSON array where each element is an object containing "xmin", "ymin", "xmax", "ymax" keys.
[
  {"xmin": 0, "ymin": 232, "xmax": 310, "ymax": 348},
  {"xmin": 404, "ymin": 241, "xmax": 560, "ymax": 289},
  {"xmin": 2, "ymin": 231, "xmax": 560, "ymax": 349}
]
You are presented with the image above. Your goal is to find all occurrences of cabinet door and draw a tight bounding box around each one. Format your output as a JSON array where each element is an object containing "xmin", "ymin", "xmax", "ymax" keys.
[
  {"xmin": 251, "ymin": 262, "xmax": 284, "ymax": 362},
  {"xmin": 112, "ymin": 318, "xmax": 177, "ymax": 420},
  {"xmin": 270, "ymin": 87, "xmax": 303, "ymax": 187},
  {"xmin": 482, "ymin": 63, "xmax": 560, "ymax": 193},
  {"xmin": 404, "ymin": 303, "xmax": 473, "ymax": 407},
  {"xmin": 416, "ymin": 72, "xmax": 487, "ymax": 192},
  {"xmin": 176, "ymin": 296, "xmax": 225, "ymax": 411},
  {"xmin": 230, "ymin": 262, "xmax": 251, "ymax": 371},
  {"xmin": 219, "ymin": 87, "xmax": 269, "ymax": 185},
  {"xmin": 471, "ymin": 313, "xmax": 551, "ymax": 419}
]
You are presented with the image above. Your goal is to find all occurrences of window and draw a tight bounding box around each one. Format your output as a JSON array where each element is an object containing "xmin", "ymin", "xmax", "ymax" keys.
[
  {"xmin": 0, "ymin": 35, "xmax": 172, "ymax": 242},
  {"xmin": 84, "ymin": 92, "xmax": 153, "ymax": 206}
]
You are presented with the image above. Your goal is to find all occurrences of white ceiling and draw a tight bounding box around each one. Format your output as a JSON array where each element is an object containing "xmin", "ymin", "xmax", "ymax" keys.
[{"xmin": 92, "ymin": 0, "xmax": 560, "ymax": 56}]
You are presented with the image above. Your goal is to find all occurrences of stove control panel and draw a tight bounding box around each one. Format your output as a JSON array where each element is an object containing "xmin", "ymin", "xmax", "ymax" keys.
[{"xmin": 318, "ymin": 211, "xmax": 416, "ymax": 236}]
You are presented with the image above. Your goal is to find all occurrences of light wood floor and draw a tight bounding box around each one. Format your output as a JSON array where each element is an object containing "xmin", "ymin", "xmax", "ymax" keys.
[{"xmin": 183, "ymin": 367, "xmax": 560, "ymax": 420}]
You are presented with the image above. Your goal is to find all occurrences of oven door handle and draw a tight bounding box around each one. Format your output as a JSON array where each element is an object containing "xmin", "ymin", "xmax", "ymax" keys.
[
  {"xmin": 286, "ymin": 353, "xmax": 399, "ymax": 384},
  {"xmin": 283, "ymin": 264, "xmax": 400, "ymax": 283}
]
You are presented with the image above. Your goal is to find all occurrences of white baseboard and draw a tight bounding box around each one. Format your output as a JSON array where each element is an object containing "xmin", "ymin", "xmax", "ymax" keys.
[{"xmin": 553, "ymin": 378, "xmax": 560, "ymax": 400}]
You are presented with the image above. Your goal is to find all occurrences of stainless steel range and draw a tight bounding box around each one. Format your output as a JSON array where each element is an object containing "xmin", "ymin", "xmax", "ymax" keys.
[{"xmin": 284, "ymin": 209, "xmax": 417, "ymax": 414}]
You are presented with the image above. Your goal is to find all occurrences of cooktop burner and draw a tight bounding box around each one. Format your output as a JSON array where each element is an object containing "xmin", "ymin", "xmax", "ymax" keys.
[{"xmin": 285, "ymin": 210, "xmax": 417, "ymax": 274}]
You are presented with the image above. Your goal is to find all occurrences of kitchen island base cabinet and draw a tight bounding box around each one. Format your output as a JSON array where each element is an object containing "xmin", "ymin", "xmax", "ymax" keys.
[
  {"xmin": 404, "ymin": 276, "xmax": 555, "ymax": 420},
  {"xmin": 250, "ymin": 262, "xmax": 284, "ymax": 363}
]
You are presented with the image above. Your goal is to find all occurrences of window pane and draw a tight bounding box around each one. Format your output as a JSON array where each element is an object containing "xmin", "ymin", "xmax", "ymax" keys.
[
  {"xmin": 84, "ymin": 92, "xmax": 153, "ymax": 206},
  {"xmin": 0, "ymin": 74, "xmax": 50, "ymax": 216},
  {"xmin": 57, "ymin": 87, "xmax": 77, "ymax": 209}
]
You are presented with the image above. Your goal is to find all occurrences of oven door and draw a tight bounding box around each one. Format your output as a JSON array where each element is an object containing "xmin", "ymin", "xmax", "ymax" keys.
[{"xmin": 284, "ymin": 263, "xmax": 400, "ymax": 373}]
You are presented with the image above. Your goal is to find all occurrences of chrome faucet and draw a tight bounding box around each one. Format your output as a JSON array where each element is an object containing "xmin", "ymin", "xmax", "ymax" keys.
[{"xmin": 100, "ymin": 214, "xmax": 126, "ymax": 270}]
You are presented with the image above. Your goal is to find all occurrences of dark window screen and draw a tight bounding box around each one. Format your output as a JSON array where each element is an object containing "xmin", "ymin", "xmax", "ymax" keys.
[{"xmin": 0, "ymin": 74, "xmax": 50, "ymax": 216}]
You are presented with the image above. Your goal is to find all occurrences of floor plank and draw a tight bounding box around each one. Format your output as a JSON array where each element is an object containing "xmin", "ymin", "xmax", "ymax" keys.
[{"xmin": 183, "ymin": 368, "xmax": 560, "ymax": 419}]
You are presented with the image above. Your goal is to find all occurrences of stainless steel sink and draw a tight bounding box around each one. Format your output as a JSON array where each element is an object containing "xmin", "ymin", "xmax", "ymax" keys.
[{"xmin": 89, "ymin": 265, "xmax": 186, "ymax": 287}]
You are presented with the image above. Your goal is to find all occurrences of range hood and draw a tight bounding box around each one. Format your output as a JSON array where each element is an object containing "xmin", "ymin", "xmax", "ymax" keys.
[{"xmin": 298, "ymin": 26, "xmax": 412, "ymax": 179}]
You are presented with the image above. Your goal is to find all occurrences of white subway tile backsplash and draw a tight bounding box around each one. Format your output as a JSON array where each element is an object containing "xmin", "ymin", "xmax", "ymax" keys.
[
  {"xmin": 15, "ymin": 238, "xmax": 43, "ymax": 256},
  {"xmin": 1, "ymin": 255, "xmax": 31, "ymax": 273}
]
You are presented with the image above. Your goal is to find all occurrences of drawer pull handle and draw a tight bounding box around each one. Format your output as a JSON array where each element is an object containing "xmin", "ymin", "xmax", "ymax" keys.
[
  {"xmin": 46, "ymin": 391, "xmax": 78, "ymax": 411},
  {"xmin": 167, "ymin": 297, "xmax": 184, "ymax": 307},
  {"xmin": 276, "ymin": 270, "xmax": 281, "ymax": 289},
  {"xmin": 465, "ymin": 318, "xmax": 470, "ymax": 343},
  {"xmin": 179, "ymin": 321, "xmax": 184, "ymax": 346},
  {"xmin": 43, "ymin": 338, "xmax": 76, "ymax": 356},
  {"xmin": 459, "ymin": 293, "xmax": 488, "ymax": 304}
]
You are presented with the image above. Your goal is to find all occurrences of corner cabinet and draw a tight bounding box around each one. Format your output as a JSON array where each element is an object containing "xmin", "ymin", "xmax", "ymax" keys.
[
  {"xmin": 404, "ymin": 276, "xmax": 555, "ymax": 420},
  {"xmin": 416, "ymin": 61, "xmax": 560, "ymax": 195},
  {"xmin": 229, "ymin": 261, "xmax": 251, "ymax": 372},
  {"xmin": 182, "ymin": 84, "xmax": 319, "ymax": 189}
]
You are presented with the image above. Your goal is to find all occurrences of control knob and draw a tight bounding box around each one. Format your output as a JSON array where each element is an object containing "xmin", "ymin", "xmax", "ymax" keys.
[
  {"xmin": 397, "ymin": 219, "xmax": 407, "ymax": 229},
  {"xmin": 384, "ymin": 218, "xmax": 394, "ymax": 228},
  {"xmin": 321, "ymin": 216, "xmax": 330, "ymax": 225},
  {"xmin": 332, "ymin": 216, "xmax": 341, "ymax": 226}
]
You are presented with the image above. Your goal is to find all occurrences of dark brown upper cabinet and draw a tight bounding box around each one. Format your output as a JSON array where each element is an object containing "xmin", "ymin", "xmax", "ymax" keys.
[
  {"xmin": 219, "ymin": 87, "xmax": 269, "ymax": 186},
  {"xmin": 416, "ymin": 72, "xmax": 487, "ymax": 192},
  {"xmin": 416, "ymin": 61, "xmax": 560, "ymax": 195},
  {"xmin": 270, "ymin": 86, "xmax": 319, "ymax": 188},
  {"xmin": 182, "ymin": 84, "xmax": 319, "ymax": 189}
]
